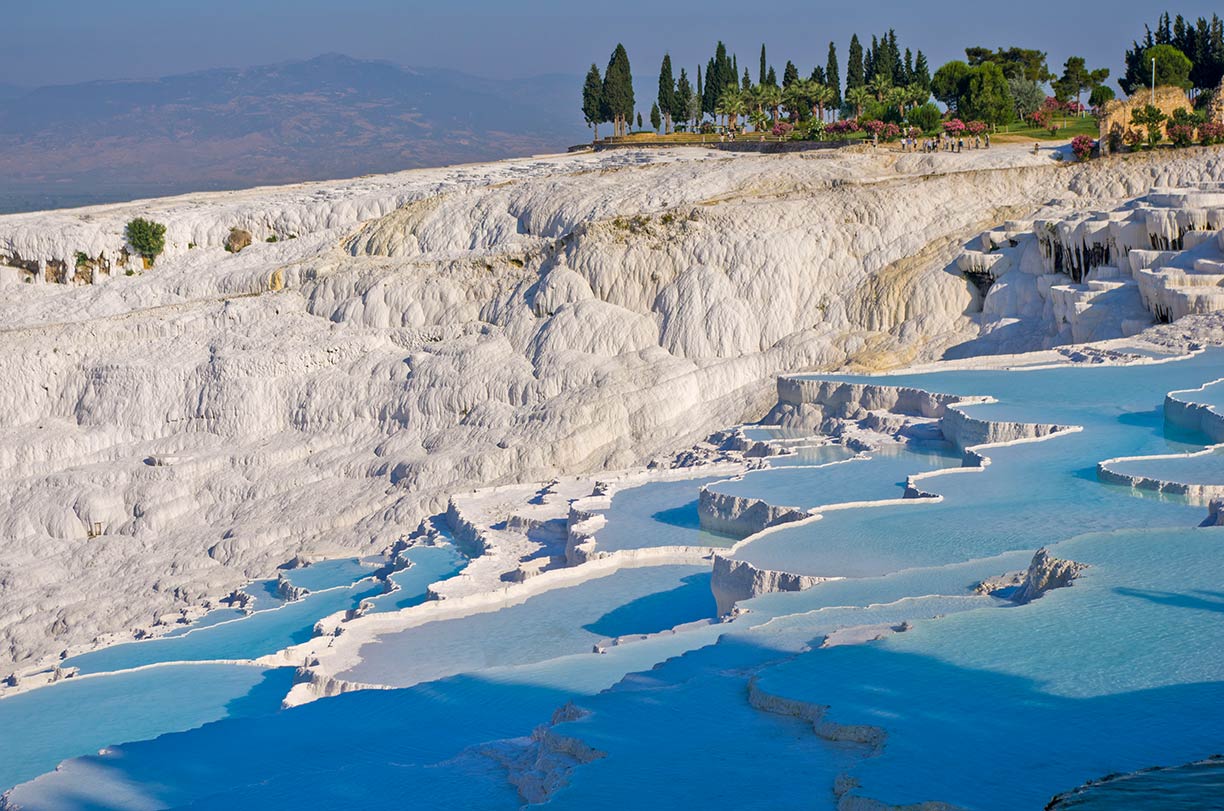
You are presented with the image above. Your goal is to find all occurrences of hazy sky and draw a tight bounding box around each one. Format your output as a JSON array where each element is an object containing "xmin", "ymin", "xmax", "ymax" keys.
[{"xmin": 7, "ymin": 1, "xmax": 1222, "ymax": 89}]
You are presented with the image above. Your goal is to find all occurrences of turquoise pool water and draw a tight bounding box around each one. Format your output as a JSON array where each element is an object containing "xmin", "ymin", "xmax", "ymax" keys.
[
  {"xmin": 0, "ymin": 664, "xmax": 294, "ymax": 791},
  {"xmin": 7, "ymin": 350, "xmax": 1224, "ymax": 810},
  {"xmin": 709, "ymin": 444, "xmax": 962, "ymax": 510},
  {"xmin": 340, "ymin": 564, "xmax": 718, "ymax": 688},
  {"xmin": 592, "ymin": 475, "xmax": 737, "ymax": 552}
]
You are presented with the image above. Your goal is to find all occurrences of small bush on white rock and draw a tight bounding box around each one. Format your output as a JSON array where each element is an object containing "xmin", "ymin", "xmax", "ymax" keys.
[{"xmin": 125, "ymin": 218, "xmax": 166, "ymax": 266}]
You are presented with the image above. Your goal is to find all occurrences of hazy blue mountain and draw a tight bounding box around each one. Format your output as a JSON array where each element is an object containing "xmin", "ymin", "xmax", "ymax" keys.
[{"xmin": 0, "ymin": 54, "xmax": 587, "ymax": 213}]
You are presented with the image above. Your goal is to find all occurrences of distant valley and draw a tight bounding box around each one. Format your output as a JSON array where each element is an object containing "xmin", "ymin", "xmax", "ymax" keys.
[{"xmin": 0, "ymin": 54, "xmax": 587, "ymax": 213}]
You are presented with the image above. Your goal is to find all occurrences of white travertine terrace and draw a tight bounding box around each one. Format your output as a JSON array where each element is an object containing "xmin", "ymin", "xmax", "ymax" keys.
[{"xmin": 1, "ymin": 143, "xmax": 1223, "ymax": 684}]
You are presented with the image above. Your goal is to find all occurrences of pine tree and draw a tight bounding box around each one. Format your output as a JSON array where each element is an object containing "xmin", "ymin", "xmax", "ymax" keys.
[
  {"xmin": 603, "ymin": 44, "xmax": 634, "ymax": 137},
  {"xmin": 582, "ymin": 64, "xmax": 604, "ymax": 141},
  {"xmin": 760, "ymin": 44, "xmax": 768, "ymax": 84},
  {"xmin": 913, "ymin": 51, "xmax": 931, "ymax": 91},
  {"xmin": 826, "ymin": 42, "xmax": 841, "ymax": 107},
  {"xmin": 847, "ymin": 35, "xmax": 864, "ymax": 89},
  {"xmin": 783, "ymin": 60, "xmax": 799, "ymax": 88},
  {"xmin": 658, "ymin": 54, "xmax": 676, "ymax": 133}
]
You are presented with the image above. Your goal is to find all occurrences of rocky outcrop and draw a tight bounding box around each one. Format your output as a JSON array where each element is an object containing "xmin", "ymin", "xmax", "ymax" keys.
[
  {"xmin": 477, "ymin": 702, "xmax": 606, "ymax": 805},
  {"xmin": 1097, "ymin": 447, "xmax": 1224, "ymax": 505},
  {"xmin": 940, "ymin": 407, "xmax": 1074, "ymax": 451},
  {"xmin": 747, "ymin": 676, "xmax": 886, "ymax": 750},
  {"xmin": 697, "ymin": 486, "xmax": 808, "ymax": 537},
  {"xmin": 710, "ymin": 555, "xmax": 829, "ymax": 615},
  {"xmin": 1010, "ymin": 548, "xmax": 1087, "ymax": 604}
]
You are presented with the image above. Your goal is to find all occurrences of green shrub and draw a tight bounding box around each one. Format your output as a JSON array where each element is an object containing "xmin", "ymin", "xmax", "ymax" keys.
[
  {"xmin": 265, "ymin": 234, "xmax": 278, "ymax": 243},
  {"xmin": 907, "ymin": 103, "xmax": 942, "ymax": 133},
  {"xmin": 73, "ymin": 251, "xmax": 89, "ymax": 268},
  {"xmin": 125, "ymin": 218, "xmax": 166, "ymax": 264}
]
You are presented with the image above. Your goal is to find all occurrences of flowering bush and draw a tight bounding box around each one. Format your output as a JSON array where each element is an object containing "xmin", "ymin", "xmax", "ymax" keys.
[
  {"xmin": 906, "ymin": 126, "xmax": 922, "ymax": 139},
  {"xmin": 966, "ymin": 120, "xmax": 988, "ymax": 135},
  {"xmin": 1167, "ymin": 123, "xmax": 1195, "ymax": 148},
  {"xmin": 943, "ymin": 118, "xmax": 966, "ymax": 136},
  {"xmin": 862, "ymin": 119, "xmax": 887, "ymax": 136},
  {"xmin": 828, "ymin": 118, "xmax": 861, "ymax": 135},
  {"xmin": 1030, "ymin": 108, "xmax": 1052, "ymax": 130},
  {"xmin": 881, "ymin": 122, "xmax": 901, "ymax": 141},
  {"xmin": 771, "ymin": 121, "xmax": 794, "ymax": 137},
  {"xmin": 1201, "ymin": 121, "xmax": 1224, "ymax": 145},
  {"xmin": 1071, "ymin": 135, "xmax": 1095, "ymax": 160},
  {"xmin": 1122, "ymin": 128, "xmax": 1143, "ymax": 148}
]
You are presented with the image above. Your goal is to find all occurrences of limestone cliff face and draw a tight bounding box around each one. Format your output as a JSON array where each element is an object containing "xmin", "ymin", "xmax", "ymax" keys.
[{"xmin": 0, "ymin": 146, "xmax": 1221, "ymax": 669}]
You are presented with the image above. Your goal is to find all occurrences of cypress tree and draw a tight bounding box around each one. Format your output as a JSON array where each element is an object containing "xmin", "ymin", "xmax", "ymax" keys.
[
  {"xmin": 904, "ymin": 48, "xmax": 913, "ymax": 86},
  {"xmin": 732, "ymin": 53, "xmax": 739, "ymax": 84},
  {"xmin": 637, "ymin": 111, "xmax": 643, "ymax": 130},
  {"xmin": 677, "ymin": 68, "xmax": 694, "ymax": 128},
  {"xmin": 865, "ymin": 36, "xmax": 878, "ymax": 83},
  {"xmin": 810, "ymin": 65, "xmax": 826, "ymax": 85},
  {"xmin": 913, "ymin": 51, "xmax": 931, "ymax": 91},
  {"xmin": 847, "ymin": 35, "xmax": 864, "ymax": 88},
  {"xmin": 743, "ymin": 68, "xmax": 752, "ymax": 90},
  {"xmin": 783, "ymin": 60, "xmax": 799, "ymax": 88},
  {"xmin": 603, "ymin": 44, "xmax": 634, "ymax": 137},
  {"xmin": 658, "ymin": 54, "xmax": 676, "ymax": 133},
  {"xmin": 826, "ymin": 42, "xmax": 841, "ymax": 105},
  {"xmin": 703, "ymin": 57, "xmax": 717, "ymax": 115},
  {"xmin": 888, "ymin": 30, "xmax": 903, "ymax": 82},
  {"xmin": 766, "ymin": 66, "xmax": 778, "ymax": 87},
  {"xmin": 759, "ymin": 44, "xmax": 768, "ymax": 84},
  {"xmin": 650, "ymin": 102, "xmax": 661, "ymax": 132},
  {"xmin": 581, "ymin": 63, "xmax": 604, "ymax": 141},
  {"xmin": 696, "ymin": 64, "xmax": 703, "ymax": 122}
]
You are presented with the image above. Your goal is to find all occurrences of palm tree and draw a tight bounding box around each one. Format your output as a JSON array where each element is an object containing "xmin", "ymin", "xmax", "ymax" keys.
[
  {"xmin": 846, "ymin": 86, "xmax": 871, "ymax": 119},
  {"xmin": 886, "ymin": 86, "xmax": 906, "ymax": 118},
  {"xmin": 811, "ymin": 83, "xmax": 836, "ymax": 121},
  {"xmin": 758, "ymin": 83, "xmax": 782, "ymax": 122},
  {"xmin": 869, "ymin": 73, "xmax": 892, "ymax": 103},
  {"xmin": 749, "ymin": 108, "xmax": 768, "ymax": 132},
  {"xmin": 718, "ymin": 85, "xmax": 745, "ymax": 133},
  {"xmin": 783, "ymin": 80, "xmax": 811, "ymax": 122},
  {"xmin": 906, "ymin": 82, "xmax": 930, "ymax": 112}
]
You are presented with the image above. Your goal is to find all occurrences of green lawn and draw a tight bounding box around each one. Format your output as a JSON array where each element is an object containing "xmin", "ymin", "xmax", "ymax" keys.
[{"xmin": 992, "ymin": 116, "xmax": 1099, "ymax": 142}]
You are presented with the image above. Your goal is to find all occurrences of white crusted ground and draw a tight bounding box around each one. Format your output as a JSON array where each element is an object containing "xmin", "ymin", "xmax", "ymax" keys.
[{"xmin": 1, "ymin": 142, "xmax": 1223, "ymax": 678}]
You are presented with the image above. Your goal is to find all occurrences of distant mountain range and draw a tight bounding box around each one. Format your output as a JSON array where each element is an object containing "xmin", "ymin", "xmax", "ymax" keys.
[{"xmin": 0, "ymin": 54, "xmax": 587, "ymax": 213}]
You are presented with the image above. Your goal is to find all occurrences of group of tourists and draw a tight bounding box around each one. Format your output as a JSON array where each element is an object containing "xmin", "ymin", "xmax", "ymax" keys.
[{"xmin": 896, "ymin": 132, "xmax": 991, "ymax": 153}]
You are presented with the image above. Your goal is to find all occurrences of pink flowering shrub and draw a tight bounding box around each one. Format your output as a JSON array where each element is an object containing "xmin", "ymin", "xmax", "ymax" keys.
[
  {"xmin": 1166, "ymin": 123, "xmax": 1195, "ymax": 148},
  {"xmin": 966, "ymin": 120, "xmax": 988, "ymax": 135},
  {"xmin": 771, "ymin": 121, "xmax": 794, "ymax": 137},
  {"xmin": 943, "ymin": 118, "xmax": 966, "ymax": 136},
  {"xmin": 828, "ymin": 118, "xmax": 861, "ymax": 135},
  {"xmin": 1071, "ymin": 135, "xmax": 1095, "ymax": 160},
  {"xmin": 1201, "ymin": 121, "xmax": 1224, "ymax": 145}
]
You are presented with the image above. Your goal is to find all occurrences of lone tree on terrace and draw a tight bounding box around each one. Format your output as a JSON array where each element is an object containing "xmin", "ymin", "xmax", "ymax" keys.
[{"xmin": 125, "ymin": 218, "xmax": 166, "ymax": 266}]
